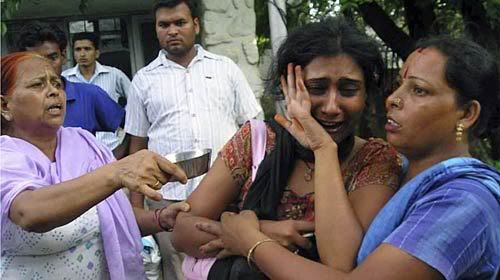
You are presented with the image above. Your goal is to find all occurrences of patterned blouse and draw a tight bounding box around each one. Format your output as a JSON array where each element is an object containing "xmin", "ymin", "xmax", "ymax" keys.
[{"xmin": 220, "ymin": 122, "xmax": 403, "ymax": 222}]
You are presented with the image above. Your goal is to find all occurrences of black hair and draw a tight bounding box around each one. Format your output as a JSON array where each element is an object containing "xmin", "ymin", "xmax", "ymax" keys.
[
  {"xmin": 416, "ymin": 36, "xmax": 500, "ymax": 139},
  {"xmin": 71, "ymin": 32, "xmax": 100, "ymax": 50},
  {"xmin": 152, "ymin": 0, "xmax": 199, "ymax": 20},
  {"xmin": 16, "ymin": 23, "xmax": 67, "ymax": 52},
  {"xmin": 266, "ymin": 16, "xmax": 385, "ymax": 100}
]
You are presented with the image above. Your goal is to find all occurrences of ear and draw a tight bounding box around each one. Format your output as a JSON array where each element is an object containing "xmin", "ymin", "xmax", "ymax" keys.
[
  {"xmin": 458, "ymin": 100, "xmax": 481, "ymax": 130},
  {"xmin": 193, "ymin": 17, "xmax": 200, "ymax": 35},
  {"xmin": 1, "ymin": 95, "xmax": 12, "ymax": 121},
  {"xmin": 96, "ymin": 49, "xmax": 100, "ymax": 59},
  {"xmin": 61, "ymin": 49, "xmax": 68, "ymax": 64}
]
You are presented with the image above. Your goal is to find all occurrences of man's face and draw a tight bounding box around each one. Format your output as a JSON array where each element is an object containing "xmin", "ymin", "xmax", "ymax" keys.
[
  {"xmin": 155, "ymin": 3, "xmax": 199, "ymax": 58},
  {"xmin": 73, "ymin": 39, "xmax": 99, "ymax": 68},
  {"xmin": 26, "ymin": 41, "xmax": 66, "ymax": 76}
]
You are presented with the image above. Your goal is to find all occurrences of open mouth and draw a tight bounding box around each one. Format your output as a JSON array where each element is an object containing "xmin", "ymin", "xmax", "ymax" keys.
[
  {"xmin": 385, "ymin": 116, "xmax": 401, "ymax": 132},
  {"xmin": 47, "ymin": 104, "xmax": 63, "ymax": 114},
  {"xmin": 316, "ymin": 119, "xmax": 344, "ymax": 133}
]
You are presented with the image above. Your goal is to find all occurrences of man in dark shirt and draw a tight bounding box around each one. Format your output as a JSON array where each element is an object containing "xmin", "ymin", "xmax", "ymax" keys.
[{"xmin": 16, "ymin": 24, "xmax": 124, "ymax": 137}]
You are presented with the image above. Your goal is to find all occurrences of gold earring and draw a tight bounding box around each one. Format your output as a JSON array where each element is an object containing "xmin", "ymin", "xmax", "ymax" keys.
[{"xmin": 456, "ymin": 123, "xmax": 464, "ymax": 142}]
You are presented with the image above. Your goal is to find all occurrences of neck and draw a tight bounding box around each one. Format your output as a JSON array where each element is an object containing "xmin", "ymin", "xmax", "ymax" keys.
[
  {"xmin": 166, "ymin": 47, "xmax": 197, "ymax": 68},
  {"xmin": 79, "ymin": 63, "xmax": 96, "ymax": 81},
  {"xmin": 403, "ymin": 143, "xmax": 470, "ymax": 184},
  {"xmin": 8, "ymin": 126, "xmax": 58, "ymax": 161}
]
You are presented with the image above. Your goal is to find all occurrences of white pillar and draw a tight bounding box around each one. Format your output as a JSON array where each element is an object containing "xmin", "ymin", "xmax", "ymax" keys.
[{"xmin": 267, "ymin": 0, "xmax": 287, "ymax": 55}]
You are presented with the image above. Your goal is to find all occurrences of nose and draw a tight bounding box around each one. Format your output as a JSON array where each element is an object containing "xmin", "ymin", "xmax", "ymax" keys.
[
  {"xmin": 320, "ymin": 90, "xmax": 342, "ymax": 116},
  {"xmin": 46, "ymin": 83, "xmax": 60, "ymax": 98},
  {"xmin": 385, "ymin": 91, "xmax": 403, "ymax": 111},
  {"xmin": 167, "ymin": 25, "xmax": 179, "ymax": 36}
]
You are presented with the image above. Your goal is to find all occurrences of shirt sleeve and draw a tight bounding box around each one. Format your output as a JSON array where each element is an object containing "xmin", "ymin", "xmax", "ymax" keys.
[
  {"xmin": 350, "ymin": 140, "xmax": 403, "ymax": 192},
  {"xmin": 383, "ymin": 181, "xmax": 495, "ymax": 280},
  {"xmin": 228, "ymin": 60, "xmax": 263, "ymax": 124},
  {"xmin": 93, "ymin": 86, "xmax": 125, "ymax": 132},
  {"xmin": 124, "ymin": 73, "xmax": 150, "ymax": 137},
  {"xmin": 116, "ymin": 69, "xmax": 131, "ymax": 99}
]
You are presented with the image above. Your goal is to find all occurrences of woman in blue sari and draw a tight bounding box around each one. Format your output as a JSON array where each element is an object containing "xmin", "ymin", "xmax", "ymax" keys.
[{"xmin": 197, "ymin": 36, "xmax": 500, "ymax": 279}]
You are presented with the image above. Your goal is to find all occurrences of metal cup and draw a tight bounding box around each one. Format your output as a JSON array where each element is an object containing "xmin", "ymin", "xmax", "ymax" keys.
[{"xmin": 164, "ymin": 149, "xmax": 212, "ymax": 181}]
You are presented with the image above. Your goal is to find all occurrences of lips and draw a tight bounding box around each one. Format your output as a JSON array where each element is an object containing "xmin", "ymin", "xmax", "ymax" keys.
[
  {"xmin": 385, "ymin": 116, "xmax": 401, "ymax": 132},
  {"xmin": 167, "ymin": 39, "xmax": 182, "ymax": 45},
  {"xmin": 316, "ymin": 119, "xmax": 344, "ymax": 133},
  {"xmin": 47, "ymin": 103, "xmax": 64, "ymax": 114}
]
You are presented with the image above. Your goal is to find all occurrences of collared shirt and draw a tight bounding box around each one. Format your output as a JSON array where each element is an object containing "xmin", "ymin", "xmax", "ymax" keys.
[
  {"xmin": 63, "ymin": 77, "xmax": 125, "ymax": 135},
  {"xmin": 125, "ymin": 45, "xmax": 263, "ymax": 200},
  {"xmin": 63, "ymin": 62, "xmax": 131, "ymax": 150}
]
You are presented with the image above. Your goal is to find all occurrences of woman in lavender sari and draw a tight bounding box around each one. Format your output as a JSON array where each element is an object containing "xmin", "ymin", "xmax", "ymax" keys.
[{"xmin": 0, "ymin": 52, "xmax": 189, "ymax": 279}]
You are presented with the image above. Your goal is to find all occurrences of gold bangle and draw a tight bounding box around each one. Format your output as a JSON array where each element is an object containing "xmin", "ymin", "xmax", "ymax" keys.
[{"xmin": 246, "ymin": 238, "xmax": 278, "ymax": 268}]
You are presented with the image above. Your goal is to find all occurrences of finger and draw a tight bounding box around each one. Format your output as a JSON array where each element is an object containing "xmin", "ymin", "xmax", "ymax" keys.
[
  {"xmin": 294, "ymin": 66, "xmax": 309, "ymax": 103},
  {"xmin": 294, "ymin": 65, "xmax": 304, "ymax": 103},
  {"xmin": 199, "ymin": 239, "xmax": 224, "ymax": 255},
  {"xmin": 138, "ymin": 184, "xmax": 162, "ymax": 201},
  {"xmin": 216, "ymin": 249, "xmax": 234, "ymax": 259},
  {"xmin": 163, "ymin": 202, "xmax": 191, "ymax": 227},
  {"xmin": 274, "ymin": 113, "xmax": 291, "ymax": 129},
  {"xmin": 155, "ymin": 155, "xmax": 188, "ymax": 184},
  {"xmin": 286, "ymin": 63, "xmax": 297, "ymax": 100},
  {"xmin": 195, "ymin": 221, "xmax": 222, "ymax": 236},
  {"xmin": 239, "ymin": 210, "xmax": 257, "ymax": 219}
]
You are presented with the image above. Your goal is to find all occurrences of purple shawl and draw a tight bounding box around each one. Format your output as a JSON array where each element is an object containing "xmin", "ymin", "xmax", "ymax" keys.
[{"xmin": 0, "ymin": 127, "xmax": 145, "ymax": 279}]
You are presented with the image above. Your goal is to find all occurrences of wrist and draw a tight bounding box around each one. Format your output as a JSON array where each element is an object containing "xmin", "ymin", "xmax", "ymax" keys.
[
  {"xmin": 154, "ymin": 207, "xmax": 172, "ymax": 232},
  {"xmin": 314, "ymin": 141, "xmax": 338, "ymax": 155},
  {"xmin": 101, "ymin": 163, "xmax": 121, "ymax": 191},
  {"xmin": 241, "ymin": 230, "xmax": 269, "ymax": 255}
]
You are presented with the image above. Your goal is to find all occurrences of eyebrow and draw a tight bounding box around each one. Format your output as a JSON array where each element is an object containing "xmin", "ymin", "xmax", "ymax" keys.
[
  {"xmin": 305, "ymin": 77, "xmax": 362, "ymax": 84},
  {"xmin": 406, "ymin": 75, "xmax": 431, "ymax": 85}
]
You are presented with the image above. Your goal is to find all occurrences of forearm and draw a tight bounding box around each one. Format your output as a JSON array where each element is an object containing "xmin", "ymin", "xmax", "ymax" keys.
[
  {"xmin": 248, "ymin": 231, "xmax": 348, "ymax": 280},
  {"xmin": 133, "ymin": 206, "xmax": 163, "ymax": 236},
  {"xmin": 314, "ymin": 145, "xmax": 363, "ymax": 271},
  {"xmin": 171, "ymin": 212, "xmax": 219, "ymax": 258},
  {"xmin": 112, "ymin": 133, "xmax": 130, "ymax": 160},
  {"xmin": 10, "ymin": 164, "xmax": 119, "ymax": 233}
]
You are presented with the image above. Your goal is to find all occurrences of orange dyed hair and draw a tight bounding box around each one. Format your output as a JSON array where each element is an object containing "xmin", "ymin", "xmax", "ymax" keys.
[{"xmin": 1, "ymin": 52, "xmax": 46, "ymax": 96}]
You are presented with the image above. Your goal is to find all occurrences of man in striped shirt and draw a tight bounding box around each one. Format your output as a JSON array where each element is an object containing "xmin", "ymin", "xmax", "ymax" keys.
[
  {"xmin": 125, "ymin": 0, "xmax": 262, "ymax": 278},
  {"xmin": 63, "ymin": 32, "xmax": 131, "ymax": 159}
]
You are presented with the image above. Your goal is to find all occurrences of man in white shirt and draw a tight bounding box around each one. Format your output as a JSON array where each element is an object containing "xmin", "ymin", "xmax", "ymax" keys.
[
  {"xmin": 62, "ymin": 32, "xmax": 131, "ymax": 159},
  {"xmin": 124, "ymin": 0, "xmax": 262, "ymax": 279}
]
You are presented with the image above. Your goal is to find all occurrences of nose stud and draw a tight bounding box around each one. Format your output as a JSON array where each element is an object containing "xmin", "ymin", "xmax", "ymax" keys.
[{"xmin": 393, "ymin": 97, "xmax": 403, "ymax": 107}]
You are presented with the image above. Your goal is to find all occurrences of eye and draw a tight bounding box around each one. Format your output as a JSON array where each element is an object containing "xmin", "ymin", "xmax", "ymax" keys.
[
  {"xmin": 413, "ymin": 86, "xmax": 429, "ymax": 96},
  {"xmin": 52, "ymin": 80, "xmax": 63, "ymax": 89},
  {"xmin": 339, "ymin": 87, "xmax": 360, "ymax": 97},
  {"xmin": 175, "ymin": 20, "xmax": 186, "ymax": 27},
  {"xmin": 47, "ymin": 54, "xmax": 58, "ymax": 61},
  {"xmin": 29, "ymin": 82, "xmax": 44, "ymax": 89},
  {"xmin": 306, "ymin": 85, "xmax": 327, "ymax": 96}
]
